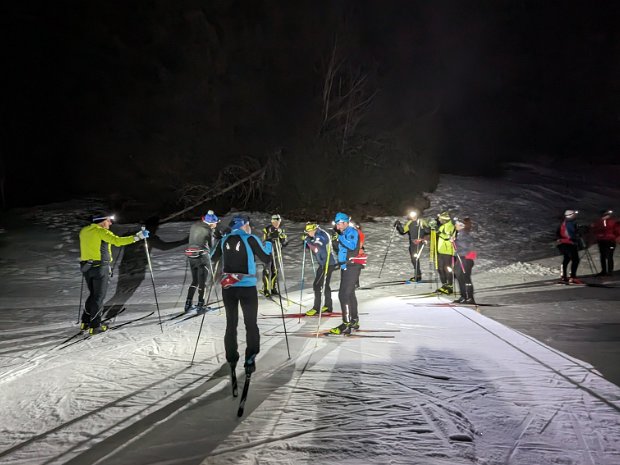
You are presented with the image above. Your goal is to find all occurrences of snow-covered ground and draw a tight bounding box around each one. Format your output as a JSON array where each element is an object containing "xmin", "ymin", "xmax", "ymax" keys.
[{"xmin": 0, "ymin": 162, "xmax": 619, "ymax": 465}]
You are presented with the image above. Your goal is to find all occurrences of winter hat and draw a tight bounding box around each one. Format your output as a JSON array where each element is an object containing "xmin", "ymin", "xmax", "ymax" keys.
[
  {"xmin": 438, "ymin": 211, "xmax": 451, "ymax": 222},
  {"xmin": 203, "ymin": 210, "xmax": 219, "ymax": 224},
  {"xmin": 230, "ymin": 215, "xmax": 250, "ymax": 230},
  {"xmin": 271, "ymin": 214, "xmax": 282, "ymax": 221},
  {"xmin": 564, "ymin": 210, "xmax": 578, "ymax": 218},
  {"xmin": 91, "ymin": 213, "xmax": 114, "ymax": 224},
  {"xmin": 304, "ymin": 222, "xmax": 319, "ymax": 232},
  {"xmin": 334, "ymin": 212, "xmax": 350, "ymax": 224},
  {"xmin": 455, "ymin": 220, "xmax": 465, "ymax": 229}
]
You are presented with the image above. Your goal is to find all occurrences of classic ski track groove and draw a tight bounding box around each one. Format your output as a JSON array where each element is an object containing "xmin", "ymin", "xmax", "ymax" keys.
[
  {"xmin": 0, "ymin": 351, "xmax": 225, "ymax": 460},
  {"xmin": 0, "ymin": 331, "xmax": 316, "ymax": 462},
  {"xmin": 0, "ymin": 312, "xmax": 158, "ymax": 385},
  {"xmin": 449, "ymin": 306, "xmax": 620, "ymax": 413}
]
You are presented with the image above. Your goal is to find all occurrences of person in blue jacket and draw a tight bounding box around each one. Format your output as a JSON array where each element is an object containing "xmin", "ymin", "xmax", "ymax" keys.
[
  {"xmin": 330, "ymin": 212, "xmax": 366, "ymax": 335},
  {"xmin": 211, "ymin": 215, "xmax": 272, "ymax": 375},
  {"xmin": 303, "ymin": 222, "xmax": 338, "ymax": 316}
]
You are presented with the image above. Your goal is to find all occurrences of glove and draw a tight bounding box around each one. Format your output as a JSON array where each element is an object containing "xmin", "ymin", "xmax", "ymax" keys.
[
  {"xmin": 134, "ymin": 229, "xmax": 150, "ymax": 241},
  {"xmin": 393, "ymin": 220, "xmax": 401, "ymax": 227},
  {"xmin": 264, "ymin": 241, "xmax": 273, "ymax": 255}
]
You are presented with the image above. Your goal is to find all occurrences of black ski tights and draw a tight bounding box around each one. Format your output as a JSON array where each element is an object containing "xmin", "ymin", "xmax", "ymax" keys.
[{"xmin": 558, "ymin": 244, "xmax": 580, "ymax": 278}]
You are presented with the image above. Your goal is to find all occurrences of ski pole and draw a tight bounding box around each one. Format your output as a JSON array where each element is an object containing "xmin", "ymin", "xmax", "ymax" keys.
[
  {"xmin": 142, "ymin": 227, "xmax": 163, "ymax": 331},
  {"xmin": 273, "ymin": 248, "xmax": 291, "ymax": 358},
  {"xmin": 275, "ymin": 240, "xmax": 291, "ymax": 305},
  {"xmin": 299, "ymin": 241, "xmax": 307, "ymax": 318},
  {"xmin": 378, "ymin": 224, "xmax": 396, "ymax": 278},
  {"xmin": 190, "ymin": 255, "xmax": 218, "ymax": 365},
  {"xmin": 77, "ymin": 273, "xmax": 84, "ymax": 324},
  {"xmin": 582, "ymin": 248, "xmax": 597, "ymax": 275},
  {"xmin": 413, "ymin": 241, "xmax": 426, "ymax": 282},
  {"xmin": 316, "ymin": 239, "xmax": 333, "ymax": 343},
  {"xmin": 309, "ymin": 248, "xmax": 317, "ymax": 274}
]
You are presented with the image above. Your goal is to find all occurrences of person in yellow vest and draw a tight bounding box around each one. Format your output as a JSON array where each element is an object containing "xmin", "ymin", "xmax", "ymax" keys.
[
  {"xmin": 79, "ymin": 213, "xmax": 149, "ymax": 333},
  {"xmin": 436, "ymin": 211, "xmax": 455, "ymax": 294}
]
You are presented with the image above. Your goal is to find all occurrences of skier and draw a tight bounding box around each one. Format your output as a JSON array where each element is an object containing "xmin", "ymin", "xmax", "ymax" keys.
[
  {"xmin": 261, "ymin": 214, "xmax": 288, "ymax": 297},
  {"xmin": 330, "ymin": 212, "xmax": 366, "ymax": 335},
  {"xmin": 184, "ymin": 210, "xmax": 221, "ymax": 312},
  {"xmin": 303, "ymin": 222, "xmax": 337, "ymax": 316},
  {"xmin": 590, "ymin": 209, "xmax": 618, "ymax": 277},
  {"xmin": 556, "ymin": 210, "xmax": 582, "ymax": 283},
  {"xmin": 436, "ymin": 211, "xmax": 455, "ymax": 294},
  {"xmin": 79, "ymin": 213, "xmax": 149, "ymax": 333},
  {"xmin": 211, "ymin": 215, "xmax": 272, "ymax": 375},
  {"xmin": 452, "ymin": 218, "xmax": 476, "ymax": 304},
  {"xmin": 394, "ymin": 210, "xmax": 430, "ymax": 281}
]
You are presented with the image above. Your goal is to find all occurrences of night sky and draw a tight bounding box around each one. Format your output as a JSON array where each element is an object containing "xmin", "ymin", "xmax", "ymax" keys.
[{"xmin": 3, "ymin": 1, "xmax": 618, "ymax": 212}]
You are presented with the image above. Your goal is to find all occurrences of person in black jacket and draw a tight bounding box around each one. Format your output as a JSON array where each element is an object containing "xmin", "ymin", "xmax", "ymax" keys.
[
  {"xmin": 261, "ymin": 214, "xmax": 288, "ymax": 297},
  {"xmin": 184, "ymin": 210, "xmax": 221, "ymax": 312},
  {"xmin": 394, "ymin": 210, "xmax": 430, "ymax": 281}
]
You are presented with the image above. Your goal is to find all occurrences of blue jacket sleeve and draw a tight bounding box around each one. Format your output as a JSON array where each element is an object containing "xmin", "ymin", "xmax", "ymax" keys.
[{"xmin": 338, "ymin": 227, "xmax": 359, "ymax": 251}]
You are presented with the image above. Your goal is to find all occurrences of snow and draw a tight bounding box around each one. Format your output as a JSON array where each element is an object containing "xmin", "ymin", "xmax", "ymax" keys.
[{"xmin": 1, "ymin": 162, "xmax": 619, "ymax": 464}]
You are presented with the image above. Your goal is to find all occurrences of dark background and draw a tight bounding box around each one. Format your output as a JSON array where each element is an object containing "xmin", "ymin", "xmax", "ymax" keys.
[{"xmin": 2, "ymin": 1, "xmax": 618, "ymax": 219}]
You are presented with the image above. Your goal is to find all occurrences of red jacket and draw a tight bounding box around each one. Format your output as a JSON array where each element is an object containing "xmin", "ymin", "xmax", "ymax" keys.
[{"xmin": 591, "ymin": 217, "xmax": 619, "ymax": 242}]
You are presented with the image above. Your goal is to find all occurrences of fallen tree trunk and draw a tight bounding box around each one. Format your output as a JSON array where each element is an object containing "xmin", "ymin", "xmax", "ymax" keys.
[{"xmin": 160, "ymin": 164, "xmax": 268, "ymax": 223}]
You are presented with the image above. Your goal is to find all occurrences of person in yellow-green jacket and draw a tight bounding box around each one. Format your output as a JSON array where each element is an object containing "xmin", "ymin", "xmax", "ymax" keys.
[
  {"xmin": 436, "ymin": 211, "xmax": 455, "ymax": 294},
  {"xmin": 79, "ymin": 213, "xmax": 149, "ymax": 333}
]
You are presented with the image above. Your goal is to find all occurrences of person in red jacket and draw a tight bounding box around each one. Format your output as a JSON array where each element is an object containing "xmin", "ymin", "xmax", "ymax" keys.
[
  {"xmin": 556, "ymin": 210, "xmax": 582, "ymax": 284},
  {"xmin": 590, "ymin": 209, "xmax": 618, "ymax": 276}
]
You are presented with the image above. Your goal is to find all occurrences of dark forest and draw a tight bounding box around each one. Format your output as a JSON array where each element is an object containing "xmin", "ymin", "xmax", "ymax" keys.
[{"xmin": 3, "ymin": 1, "xmax": 618, "ymax": 220}]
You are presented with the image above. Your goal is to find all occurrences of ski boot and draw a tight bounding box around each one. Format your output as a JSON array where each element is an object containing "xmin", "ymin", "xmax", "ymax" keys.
[
  {"xmin": 184, "ymin": 299, "xmax": 193, "ymax": 313},
  {"xmin": 329, "ymin": 323, "xmax": 350, "ymax": 335},
  {"xmin": 569, "ymin": 277, "xmax": 584, "ymax": 285},
  {"xmin": 349, "ymin": 318, "xmax": 360, "ymax": 330},
  {"xmin": 194, "ymin": 300, "xmax": 206, "ymax": 313},
  {"xmin": 320, "ymin": 306, "xmax": 332, "ymax": 313},
  {"xmin": 437, "ymin": 284, "xmax": 453, "ymax": 295},
  {"xmin": 305, "ymin": 308, "xmax": 319, "ymax": 316},
  {"xmin": 464, "ymin": 297, "xmax": 476, "ymax": 305},
  {"xmin": 89, "ymin": 324, "xmax": 108, "ymax": 335},
  {"xmin": 453, "ymin": 296, "xmax": 467, "ymax": 304},
  {"xmin": 244, "ymin": 355, "xmax": 256, "ymax": 375}
]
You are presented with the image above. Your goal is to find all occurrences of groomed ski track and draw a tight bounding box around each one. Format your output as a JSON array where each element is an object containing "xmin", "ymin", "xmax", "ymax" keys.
[{"xmin": 1, "ymin": 287, "xmax": 619, "ymax": 465}]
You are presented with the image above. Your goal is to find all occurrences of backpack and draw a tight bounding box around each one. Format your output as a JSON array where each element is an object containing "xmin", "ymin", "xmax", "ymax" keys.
[{"xmin": 349, "ymin": 226, "xmax": 367, "ymax": 266}]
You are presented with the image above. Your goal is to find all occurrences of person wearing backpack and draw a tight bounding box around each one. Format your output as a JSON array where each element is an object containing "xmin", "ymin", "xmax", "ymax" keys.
[
  {"xmin": 211, "ymin": 215, "xmax": 272, "ymax": 375},
  {"xmin": 556, "ymin": 210, "xmax": 582, "ymax": 284},
  {"xmin": 183, "ymin": 210, "xmax": 221, "ymax": 313},
  {"xmin": 329, "ymin": 212, "xmax": 366, "ymax": 335}
]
